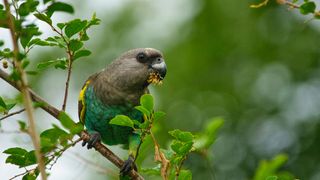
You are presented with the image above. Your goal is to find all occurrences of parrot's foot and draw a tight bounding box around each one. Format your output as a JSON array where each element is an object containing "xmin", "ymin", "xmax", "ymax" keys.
[
  {"xmin": 82, "ymin": 132, "xmax": 101, "ymax": 149},
  {"xmin": 120, "ymin": 155, "xmax": 137, "ymax": 176}
]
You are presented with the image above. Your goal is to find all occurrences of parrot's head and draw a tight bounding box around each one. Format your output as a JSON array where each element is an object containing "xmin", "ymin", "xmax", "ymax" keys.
[{"xmin": 107, "ymin": 48, "xmax": 167, "ymax": 89}]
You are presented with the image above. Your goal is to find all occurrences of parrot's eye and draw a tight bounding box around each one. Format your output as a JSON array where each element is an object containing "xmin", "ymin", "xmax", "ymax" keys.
[{"xmin": 137, "ymin": 52, "xmax": 147, "ymax": 63}]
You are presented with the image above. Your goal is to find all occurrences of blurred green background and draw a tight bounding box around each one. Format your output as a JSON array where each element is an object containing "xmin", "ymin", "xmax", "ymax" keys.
[{"xmin": 2, "ymin": 0, "xmax": 320, "ymax": 179}]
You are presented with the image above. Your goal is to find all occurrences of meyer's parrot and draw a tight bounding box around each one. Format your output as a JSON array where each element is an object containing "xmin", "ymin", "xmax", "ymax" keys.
[{"xmin": 78, "ymin": 48, "xmax": 167, "ymax": 176}]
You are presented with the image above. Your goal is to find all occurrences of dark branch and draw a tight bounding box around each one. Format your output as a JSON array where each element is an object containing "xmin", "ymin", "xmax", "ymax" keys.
[
  {"xmin": 0, "ymin": 69, "xmax": 144, "ymax": 180},
  {"xmin": 0, "ymin": 108, "xmax": 25, "ymax": 121}
]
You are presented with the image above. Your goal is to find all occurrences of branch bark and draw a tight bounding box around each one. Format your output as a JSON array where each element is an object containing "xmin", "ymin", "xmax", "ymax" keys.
[
  {"xmin": 3, "ymin": 0, "xmax": 47, "ymax": 179},
  {"xmin": 0, "ymin": 69, "xmax": 144, "ymax": 180}
]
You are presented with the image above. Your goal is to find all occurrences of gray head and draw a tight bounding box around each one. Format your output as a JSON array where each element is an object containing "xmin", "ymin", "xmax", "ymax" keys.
[{"xmin": 93, "ymin": 48, "xmax": 167, "ymax": 105}]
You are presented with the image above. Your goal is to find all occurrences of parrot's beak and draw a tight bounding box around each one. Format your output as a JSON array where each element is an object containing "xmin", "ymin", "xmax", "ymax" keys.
[
  {"xmin": 148, "ymin": 58, "xmax": 167, "ymax": 85},
  {"xmin": 151, "ymin": 58, "xmax": 167, "ymax": 79}
]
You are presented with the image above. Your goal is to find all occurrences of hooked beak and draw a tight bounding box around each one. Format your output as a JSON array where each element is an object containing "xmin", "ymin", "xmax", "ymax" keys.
[{"xmin": 151, "ymin": 58, "xmax": 167, "ymax": 80}]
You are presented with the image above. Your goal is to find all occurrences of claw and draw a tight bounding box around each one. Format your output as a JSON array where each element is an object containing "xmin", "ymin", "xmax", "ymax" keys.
[
  {"xmin": 120, "ymin": 155, "xmax": 137, "ymax": 176},
  {"xmin": 82, "ymin": 132, "xmax": 101, "ymax": 149}
]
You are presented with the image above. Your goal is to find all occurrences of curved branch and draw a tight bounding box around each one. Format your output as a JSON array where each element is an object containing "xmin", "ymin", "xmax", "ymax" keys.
[{"xmin": 0, "ymin": 69, "xmax": 144, "ymax": 180}]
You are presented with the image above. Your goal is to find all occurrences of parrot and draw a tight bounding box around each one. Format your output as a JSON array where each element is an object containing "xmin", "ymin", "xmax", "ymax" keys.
[{"xmin": 78, "ymin": 48, "xmax": 167, "ymax": 176}]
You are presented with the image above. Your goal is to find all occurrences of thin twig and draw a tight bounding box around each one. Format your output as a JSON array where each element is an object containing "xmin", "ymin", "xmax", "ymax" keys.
[
  {"xmin": 0, "ymin": 69, "xmax": 144, "ymax": 180},
  {"xmin": 0, "ymin": 108, "xmax": 25, "ymax": 121},
  {"xmin": 62, "ymin": 53, "xmax": 72, "ymax": 111},
  {"xmin": 3, "ymin": 1, "xmax": 47, "ymax": 179},
  {"xmin": 9, "ymin": 167, "xmax": 37, "ymax": 180},
  {"xmin": 49, "ymin": 24, "xmax": 74, "ymax": 111}
]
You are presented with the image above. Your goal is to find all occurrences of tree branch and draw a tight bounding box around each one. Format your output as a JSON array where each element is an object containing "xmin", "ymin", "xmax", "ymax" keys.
[
  {"xmin": 0, "ymin": 108, "xmax": 25, "ymax": 121},
  {"xmin": 3, "ymin": 1, "xmax": 47, "ymax": 179},
  {"xmin": 0, "ymin": 69, "xmax": 144, "ymax": 180}
]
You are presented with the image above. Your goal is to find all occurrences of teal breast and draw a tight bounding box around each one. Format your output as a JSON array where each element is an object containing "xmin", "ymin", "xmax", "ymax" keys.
[{"xmin": 83, "ymin": 85, "xmax": 143, "ymax": 146}]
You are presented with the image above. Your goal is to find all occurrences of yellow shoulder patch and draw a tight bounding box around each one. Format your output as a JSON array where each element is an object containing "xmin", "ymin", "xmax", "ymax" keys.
[{"xmin": 79, "ymin": 80, "xmax": 91, "ymax": 123}]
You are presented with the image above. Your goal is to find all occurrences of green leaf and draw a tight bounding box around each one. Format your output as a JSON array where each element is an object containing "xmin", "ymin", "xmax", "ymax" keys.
[
  {"xmin": 300, "ymin": 2, "xmax": 316, "ymax": 15},
  {"xmin": 178, "ymin": 170, "xmax": 192, "ymax": 180},
  {"xmin": 18, "ymin": 120, "xmax": 27, "ymax": 131},
  {"xmin": 154, "ymin": 111, "xmax": 165, "ymax": 121},
  {"xmin": 109, "ymin": 115, "xmax": 134, "ymax": 128},
  {"xmin": 69, "ymin": 39, "xmax": 83, "ymax": 52},
  {"xmin": 0, "ymin": 96, "xmax": 7, "ymax": 109},
  {"xmin": 18, "ymin": 0, "xmax": 39, "ymax": 16},
  {"xmin": 46, "ymin": 2, "xmax": 74, "ymax": 17},
  {"xmin": 70, "ymin": 122, "xmax": 84, "ymax": 135},
  {"xmin": 5, "ymin": 154, "xmax": 26, "ymax": 167},
  {"xmin": 140, "ymin": 94, "xmax": 154, "ymax": 112},
  {"xmin": 22, "ymin": 60, "xmax": 30, "ymax": 69},
  {"xmin": 37, "ymin": 60, "xmax": 56, "ymax": 69},
  {"xmin": 169, "ymin": 129, "xmax": 194, "ymax": 142},
  {"xmin": 20, "ymin": 25, "xmax": 42, "ymax": 48},
  {"xmin": 57, "ymin": 23, "xmax": 65, "ymax": 30},
  {"xmin": 54, "ymin": 59, "xmax": 67, "ymax": 69},
  {"xmin": 64, "ymin": 19, "xmax": 87, "ymax": 38},
  {"xmin": 6, "ymin": 103, "xmax": 16, "ymax": 111},
  {"xmin": 135, "ymin": 105, "xmax": 150, "ymax": 117},
  {"xmin": 0, "ymin": 40, "xmax": 4, "ymax": 46},
  {"xmin": 34, "ymin": 13, "xmax": 52, "ymax": 25},
  {"xmin": 45, "ymin": 36, "xmax": 65, "ymax": 47},
  {"xmin": 24, "ymin": 150, "xmax": 37, "ymax": 166},
  {"xmin": 3, "ymin": 147, "xmax": 28, "ymax": 155},
  {"xmin": 253, "ymin": 154, "xmax": 289, "ymax": 180},
  {"xmin": 28, "ymin": 38, "xmax": 53, "ymax": 47},
  {"xmin": 22, "ymin": 173, "xmax": 37, "ymax": 180},
  {"xmin": 73, "ymin": 49, "xmax": 91, "ymax": 60},
  {"xmin": 58, "ymin": 111, "xmax": 76, "ymax": 131},
  {"xmin": 171, "ymin": 140, "xmax": 193, "ymax": 155}
]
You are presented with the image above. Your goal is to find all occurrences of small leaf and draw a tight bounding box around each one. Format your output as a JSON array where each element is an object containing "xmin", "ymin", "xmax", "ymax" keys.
[
  {"xmin": 22, "ymin": 60, "xmax": 30, "ymax": 69},
  {"xmin": 178, "ymin": 170, "xmax": 192, "ymax": 180},
  {"xmin": 140, "ymin": 94, "xmax": 154, "ymax": 112},
  {"xmin": 135, "ymin": 106, "xmax": 150, "ymax": 117},
  {"xmin": 18, "ymin": 120, "xmax": 27, "ymax": 131},
  {"xmin": 154, "ymin": 111, "xmax": 165, "ymax": 121},
  {"xmin": 22, "ymin": 173, "xmax": 37, "ymax": 180},
  {"xmin": 0, "ymin": 96, "xmax": 7, "ymax": 109},
  {"xmin": 169, "ymin": 129, "xmax": 194, "ymax": 142},
  {"xmin": 57, "ymin": 23, "xmax": 65, "ymax": 29},
  {"xmin": 171, "ymin": 140, "xmax": 193, "ymax": 155},
  {"xmin": 69, "ymin": 39, "xmax": 83, "ymax": 52},
  {"xmin": 3, "ymin": 147, "xmax": 28, "ymax": 155},
  {"xmin": 109, "ymin": 115, "xmax": 134, "ymax": 128},
  {"xmin": 28, "ymin": 38, "xmax": 52, "ymax": 47},
  {"xmin": 64, "ymin": 19, "xmax": 87, "ymax": 38},
  {"xmin": 37, "ymin": 60, "xmax": 56, "ymax": 70},
  {"xmin": 18, "ymin": 1, "xmax": 39, "ymax": 16},
  {"xmin": 46, "ymin": 2, "xmax": 74, "ymax": 17},
  {"xmin": 34, "ymin": 13, "xmax": 52, "ymax": 25},
  {"xmin": 300, "ymin": 1, "xmax": 316, "ymax": 15},
  {"xmin": 24, "ymin": 150, "xmax": 37, "ymax": 166},
  {"xmin": 70, "ymin": 122, "xmax": 84, "ymax": 135},
  {"xmin": 5, "ymin": 154, "xmax": 26, "ymax": 167},
  {"xmin": 73, "ymin": 49, "xmax": 91, "ymax": 60},
  {"xmin": 58, "ymin": 111, "xmax": 76, "ymax": 131}
]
